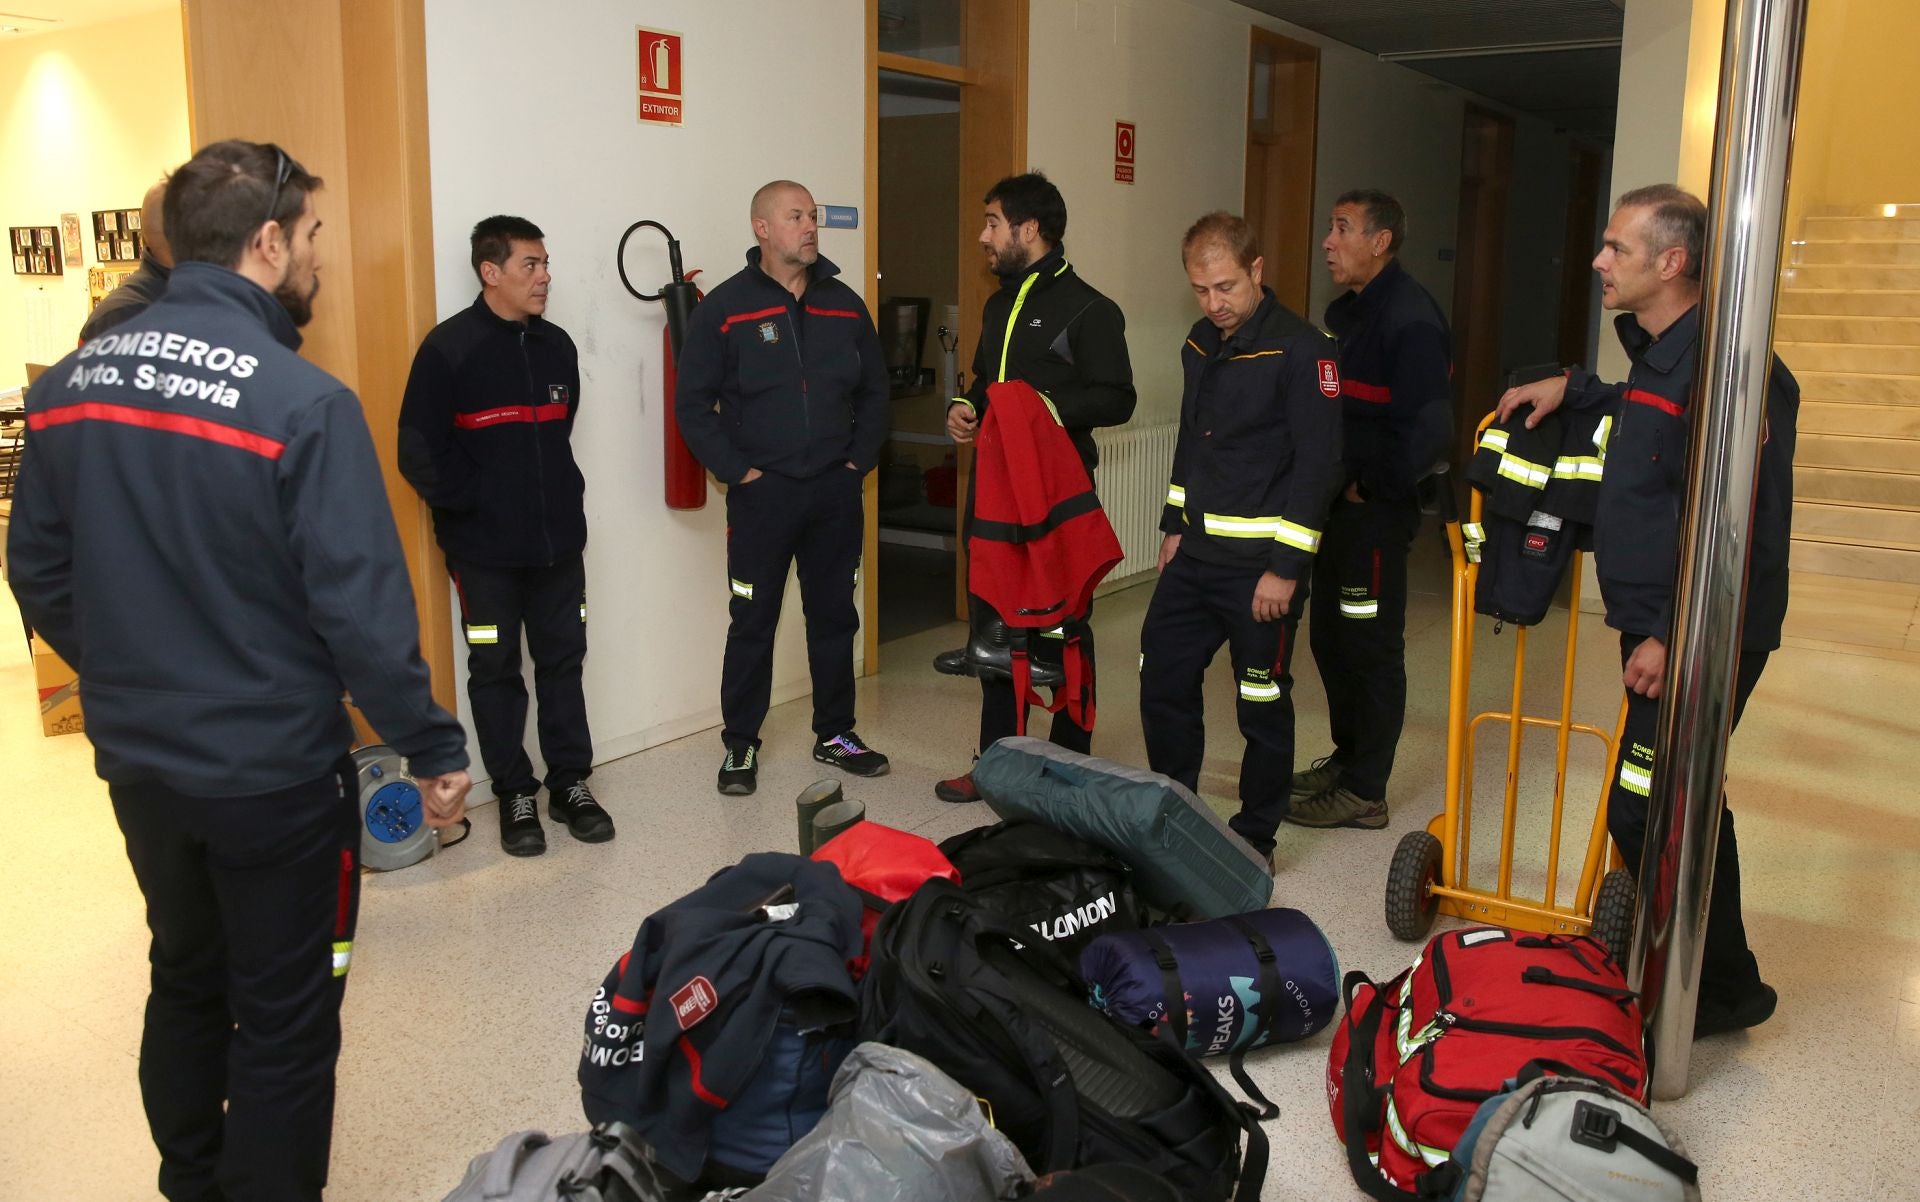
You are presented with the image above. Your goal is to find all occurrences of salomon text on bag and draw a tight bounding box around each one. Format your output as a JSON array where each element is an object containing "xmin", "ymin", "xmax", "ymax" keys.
[{"xmin": 939, "ymin": 819, "xmax": 1141, "ymax": 960}]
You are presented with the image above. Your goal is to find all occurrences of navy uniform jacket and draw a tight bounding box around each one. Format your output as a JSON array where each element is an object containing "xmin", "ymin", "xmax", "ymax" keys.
[
  {"xmin": 1564, "ymin": 305, "xmax": 1798, "ymax": 649},
  {"xmin": 675, "ymin": 248, "xmax": 889, "ymax": 485},
  {"xmin": 955, "ymin": 246, "xmax": 1136, "ymax": 473},
  {"xmin": 6, "ymin": 262, "xmax": 468, "ymax": 795},
  {"xmin": 1159, "ymin": 290, "xmax": 1344, "ymax": 582},
  {"xmin": 397, "ymin": 294, "xmax": 585, "ymax": 567},
  {"xmin": 1323, "ymin": 257, "xmax": 1453, "ymax": 501}
]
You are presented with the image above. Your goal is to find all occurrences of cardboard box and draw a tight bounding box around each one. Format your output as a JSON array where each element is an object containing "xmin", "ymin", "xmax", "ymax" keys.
[{"xmin": 30, "ymin": 636, "xmax": 84, "ymax": 737}]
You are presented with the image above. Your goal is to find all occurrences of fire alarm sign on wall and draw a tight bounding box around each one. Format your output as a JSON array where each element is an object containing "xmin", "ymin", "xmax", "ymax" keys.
[
  {"xmin": 637, "ymin": 28, "xmax": 683, "ymax": 126},
  {"xmin": 1114, "ymin": 121, "xmax": 1135, "ymax": 184}
]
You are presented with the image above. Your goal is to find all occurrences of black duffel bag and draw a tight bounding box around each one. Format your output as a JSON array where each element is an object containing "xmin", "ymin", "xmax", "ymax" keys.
[
  {"xmin": 939, "ymin": 820, "xmax": 1141, "ymax": 961},
  {"xmin": 858, "ymin": 879, "xmax": 1267, "ymax": 1202}
]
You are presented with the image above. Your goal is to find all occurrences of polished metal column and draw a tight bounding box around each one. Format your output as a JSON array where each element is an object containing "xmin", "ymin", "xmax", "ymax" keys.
[{"xmin": 1626, "ymin": 0, "xmax": 1809, "ymax": 1100}]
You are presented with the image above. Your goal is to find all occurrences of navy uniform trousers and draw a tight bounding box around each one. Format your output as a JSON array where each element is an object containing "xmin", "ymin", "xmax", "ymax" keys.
[
  {"xmin": 111, "ymin": 757, "xmax": 359, "ymax": 1202},
  {"xmin": 721, "ymin": 467, "xmax": 864, "ymax": 749},
  {"xmin": 448, "ymin": 553, "xmax": 592, "ymax": 798},
  {"xmin": 1309, "ymin": 492, "xmax": 1422, "ymax": 800},
  {"xmin": 1609, "ymin": 632, "xmax": 1768, "ymax": 1004},
  {"xmin": 1140, "ymin": 552, "xmax": 1303, "ymax": 856}
]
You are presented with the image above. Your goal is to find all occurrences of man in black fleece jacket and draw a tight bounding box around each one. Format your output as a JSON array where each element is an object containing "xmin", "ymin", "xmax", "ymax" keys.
[
  {"xmin": 675, "ymin": 180, "xmax": 891, "ymax": 797},
  {"xmin": 937, "ymin": 172, "xmax": 1136, "ymax": 803},
  {"xmin": 398, "ymin": 215, "xmax": 612, "ymax": 856}
]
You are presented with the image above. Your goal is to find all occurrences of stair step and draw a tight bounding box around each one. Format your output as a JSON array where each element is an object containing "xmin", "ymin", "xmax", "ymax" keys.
[
  {"xmin": 1803, "ymin": 216, "xmax": 1920, "ymax": 241},
  {"xmin": 1796, "ymin": 464, "xmax": 1920, "ymax": 507},
  {"xmin": 1794, "ymin": 240, "xmax": 1920, "ymax": 267},
  {"xmin": 1812, "ymin": 203, "xmax": 1920, "ymax": 219},
  {"xmin": 1793, "ymin": 499, "xmax": 1920, "ymax": 546},
  {"xmin": 1780, "ymin": 264, "xmax": 1920, "ymax": 290},
  {"xmin": 1776, "ymin": 342, "xmax": 1920, "ymax": 374},
  {"xmin": 1789, "ymin": 538, "xmax": 1920, "ymax": 583},
  {"xmin": 1775, "ymin": 314, "xmax": 1920, "ymax": 344},
  {"xmin": 1793, "ymin": 371, "xmax": 1920, "ymax": 405},
  {"xmin": 1779, "ymin": 289, "xmax": 1920, "ymax": 318},
  {"xmin": 1802, "ymin": 401, "xmax": 1920, "ymax": 438},
  {"xmin": 1796, "ymin": 432, "xmax": 1920, "ymax": 472}
]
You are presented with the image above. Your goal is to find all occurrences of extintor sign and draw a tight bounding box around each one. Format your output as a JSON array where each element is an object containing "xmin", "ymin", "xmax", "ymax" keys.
[{"xmin": 637, "ymin": 27, "xmax": 683, "ymax": 126}]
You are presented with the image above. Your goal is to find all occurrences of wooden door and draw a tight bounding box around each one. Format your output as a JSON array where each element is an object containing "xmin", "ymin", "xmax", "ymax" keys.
[
  {"xmin": 1244, "ymin": 29, "xmax": 1319, "ymax": 314},
  {"xmin": 1449, "ymin": 105, "xmax": 1516, "ymax": 473}
]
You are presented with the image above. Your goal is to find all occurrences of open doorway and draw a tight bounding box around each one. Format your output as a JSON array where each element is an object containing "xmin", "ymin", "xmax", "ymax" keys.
[
  {"xmin": 1449, "ymin": 104, "xmax": 1516, "ymax": 472},
  {"xmin": 874, "ymin": 68, "xmax": 963, "ymax": 644}
]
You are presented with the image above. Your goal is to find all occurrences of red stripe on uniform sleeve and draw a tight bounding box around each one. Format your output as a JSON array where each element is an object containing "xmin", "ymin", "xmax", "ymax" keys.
[
  {"xmin": 611, "ymin": 993, "xmax": 648, "ymax": 1015},
  {"xmin": 1625, "ymin": 388, "xmax": 1685, "ymax": 417},
  {"xmin": 719, "ymin": 305, "xmax": 787, "ymax": 333},
  {"xmin": 803, "ymin": 306, "xmax": 862, "ymax": 320},
  {"xmin": 28, "ymin": 401, "xmax": 286, "ymax": 460}
]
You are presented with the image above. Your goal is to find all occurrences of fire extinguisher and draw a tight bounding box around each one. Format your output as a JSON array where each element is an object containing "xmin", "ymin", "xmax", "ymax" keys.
[{"xmin": 617, "ymin": 219, "xmax": 706, "ymax": 511}]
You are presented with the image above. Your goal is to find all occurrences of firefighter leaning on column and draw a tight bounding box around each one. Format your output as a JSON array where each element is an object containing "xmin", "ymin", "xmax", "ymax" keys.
[
  {"xmin": 398, "ymin": 215, "xmax": 613, "ymax": 857},
  {"xmin": 1291, "ymin": 189, "xmax": 1453, "ymax": 832},
  {"xmin": 1495, "ymin": 184, "xmax": 1795, "ymax": 1039},
  {"xmin": 936, "ymin": 171, "xmax": 1137, "ymax": 803},
  {"xmin": 1139, "ymin": 212, "xmax": 1343, "ymax": 864}
]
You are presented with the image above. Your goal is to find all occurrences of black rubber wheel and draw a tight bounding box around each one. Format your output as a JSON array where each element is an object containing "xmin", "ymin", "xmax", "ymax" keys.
[
  {"xmin": 1386, "ymin": 830, "xmax": 1445, "ymax": 941},
  {"xmin": 1591, "ymin": 868, "xmax": 1637, "ymax": 957}
]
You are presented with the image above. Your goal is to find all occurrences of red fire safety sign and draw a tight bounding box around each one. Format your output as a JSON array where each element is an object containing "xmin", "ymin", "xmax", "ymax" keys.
[
  {"xmin": 1114, "ymin": 121, "xmax": 1135, "ymax": 184},
  {"xmin": 637, "ymin": 28, "xmax": 683, "ymax": 126}
]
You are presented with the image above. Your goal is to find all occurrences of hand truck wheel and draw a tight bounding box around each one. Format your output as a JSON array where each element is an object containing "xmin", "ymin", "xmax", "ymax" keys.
[
  {"xmin": 1590, "ymin": 867, "xmax": 1637, "ymax": 957},
  {"xmin": 1386, "ymin": 830, "xmax": 1445, "ymax": 941}
]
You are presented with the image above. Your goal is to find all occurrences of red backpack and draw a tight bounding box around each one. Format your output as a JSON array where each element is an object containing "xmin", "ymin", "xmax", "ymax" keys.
[
  {"xmin": 1327, "ymin": 928, "xmax": 1647, "ymax": 1200},
  {"xmin": 811, "ymin": 822, "xmax": 959, "ymax": 980}
]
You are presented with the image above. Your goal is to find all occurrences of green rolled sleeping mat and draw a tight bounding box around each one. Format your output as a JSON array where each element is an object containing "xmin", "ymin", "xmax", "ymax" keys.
[{"xmin": 972, "ymin": 737, "xmax": 1274, "ymax": 921}]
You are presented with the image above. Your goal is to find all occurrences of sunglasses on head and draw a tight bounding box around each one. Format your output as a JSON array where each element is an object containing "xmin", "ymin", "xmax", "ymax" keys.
[{"xmin": 261, "ymin": 145, "xmax": 294, "ymax": 232}]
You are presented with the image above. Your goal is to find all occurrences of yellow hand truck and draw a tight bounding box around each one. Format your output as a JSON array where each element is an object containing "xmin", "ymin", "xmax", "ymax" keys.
[{"xmin": 1384, "ymin": 414, "xmax": 1637, "ymax": 952}]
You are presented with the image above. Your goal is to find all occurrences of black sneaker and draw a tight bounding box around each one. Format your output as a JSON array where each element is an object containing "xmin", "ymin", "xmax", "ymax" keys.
[
  {"xmin": 718, "ymin": 745, "xmax": 758, "ymax": 796},
  {"xmin": 1291, "ymin": 754, "xmax": 1343, "ymax": 798},
  {"xmin": 498, "ymin": 790, "xmax": 546, "ymax": 857},
  {"xmin": 814, "ymin": 731, "xmax": 890, "ymax": 777},
  {"xmin": 1695, "ymin": 982, "xmax": 1778, "ymax": 1039},
  {"xmin": 549, "ymin": 782, "xmax": 614, "ymax": 843}
]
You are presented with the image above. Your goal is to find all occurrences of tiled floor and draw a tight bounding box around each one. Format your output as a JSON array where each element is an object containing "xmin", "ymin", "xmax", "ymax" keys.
[{"xmin": 2, "ymin": 550, "xmax": 1916, "ymax": 1200}]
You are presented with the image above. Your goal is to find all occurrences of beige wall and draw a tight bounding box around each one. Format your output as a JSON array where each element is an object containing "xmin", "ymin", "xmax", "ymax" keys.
[
  {"xmin": 0, "ymin": 10, "xmax": 190, "ymax": 389},
  {"xmin": 1785, "ymin": 0, "xmax": 1920, "ymax": 231}
]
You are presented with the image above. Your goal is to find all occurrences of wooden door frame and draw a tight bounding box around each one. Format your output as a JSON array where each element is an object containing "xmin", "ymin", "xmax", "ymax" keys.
[
  {"xmin": 1449, "ymin": 104, "xmax": 1516, "ymax": 476},
  {"xmin": 1244, "ymin": 27, "xmax": 1319, "ymax": 314},
  {"xmin": 864, "ymin": 0, "xmax": 1028, "ymax": 666},
  {"xmin": 183, "ymin": 0, "xmax": 454, "ymax": 718}
]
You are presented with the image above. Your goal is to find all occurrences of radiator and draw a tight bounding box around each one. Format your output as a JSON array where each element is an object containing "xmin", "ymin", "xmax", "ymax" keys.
[{"xmin": 1093, "ymin": 421, "xmax": 1178, "ymax": 586}]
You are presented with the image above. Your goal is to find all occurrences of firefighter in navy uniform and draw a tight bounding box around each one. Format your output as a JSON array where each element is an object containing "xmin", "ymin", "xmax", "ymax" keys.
[
  {"xmin": 1140, "ymin": 213, "xmax": 1342, "ymax": 861},
  {"xmin": 8, "ymin": 140, "xmax": 470, "ymax": 1202},
  {"xmin": 937, "ymin": 172, "xmax": 1137, "ymax": 802},
  {"xmin": 400, "ymin": 215, "xmax": 614, "ymax": 857},
  {"xmin": 1291, "ymin": 190, "xmax": 1452, "ymax": 831},
  {"xmin": 675, "ymin": 180, "xmax": 892, "ymax": 797},
  {"xmin": 1497, "ymin": 184, "xmax": 1793, "ymax": 1039}
]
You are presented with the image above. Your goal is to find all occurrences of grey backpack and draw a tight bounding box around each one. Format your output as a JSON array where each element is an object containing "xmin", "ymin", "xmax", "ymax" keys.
[
  {"xmin": 1443, "ymin": 1070, "xmax": 1702, "ymax": 1201},
  {"xmin": 441, "ymin": 1121, "xmax": 667, "ymax": 1202}
]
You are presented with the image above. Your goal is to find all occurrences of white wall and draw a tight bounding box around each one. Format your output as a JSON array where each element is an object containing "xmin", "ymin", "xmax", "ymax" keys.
[
  {"xmin": 422, "ymin": 0, "xmax": 869, "ymax": 784},
  {"xmin": 1026, "ymin": 0, "xmax": 1472, "ymax": 425},
  {"xmin": 0, "ymin": 10, "xmax": 190, "ymax": 390}
]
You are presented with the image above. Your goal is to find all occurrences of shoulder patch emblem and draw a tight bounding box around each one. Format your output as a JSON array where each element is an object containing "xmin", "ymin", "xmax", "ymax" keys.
[
  {"xmin": 1317, "ymin": 359, "xmax": 1341, "ymax": 398},
  {"xmin": 670, "ymin": 975, "xmax": 719, "ymax": 1031},
  {"xmin": 758, "ymin": 321, "xmax": 780, "ymax": 345}
]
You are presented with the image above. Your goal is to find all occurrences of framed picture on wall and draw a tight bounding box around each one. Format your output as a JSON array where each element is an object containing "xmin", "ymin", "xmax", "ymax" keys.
[
  {"xmin": 13, "ymin": 255, "xmax": 25, "ymax": 274},
  {"xmin": 126, "ymin": 210, "xmax": 142, "ymax": 231},
  {"xmin": 61, "ymin": 213, "xmax": 83, "ymax": 268}
]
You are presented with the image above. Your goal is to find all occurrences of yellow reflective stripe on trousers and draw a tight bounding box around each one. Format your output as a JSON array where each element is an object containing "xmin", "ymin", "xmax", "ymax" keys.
[
  {"xmin": 730, "ymin": 578, "xmax": 754, "ymax": 600},
  {"xmin": 1461, "ymin": 521, "xmax": 1486, "ymax": 564},
  {"xmin": 1478, "ymin": 428, "xmax": 1510, "ymax": 453},
  {"xmin": 579, "ymin": 603, "xmax": 588, "ymax": 622},
  {"xmin": 1495, "ymin": 453, "xmax": 1550, "ymax": 487},
  {"xmin": 1385, "ymin": 1097, "xmax": 1452, "ymax": 1168},
  {"xmin": 332, "ymin": 940, "xmax": 352, "ymax": 978},
  {"xmin": 1340, "ymin": 599, "xmax": 1380, "ymax": 618},
  {"xmin": 998, "ymin": 271, "xmax": 1043, "ymax": 382},
  {"xmin": 464, "ymin": 624, "xmax": 498, "ymax": 644},
  {"xmin": 1552, "ymin": 454, "xmax": 1604, "ymax": 481},
  {"xmin": 1166, "ymin": 484, "xmax": 1186, "ymax": 508},
  {"xmin": 1238, "ymin": 679, "xmax": 1281, "ymax": 702},
  {"xmin": 1618, "ymin": 761, "xmax": 1653, "ymax": 796},
  {"xmin": 1202, "ymin": 513, "xmax": 1283, "ymax": 537}
]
